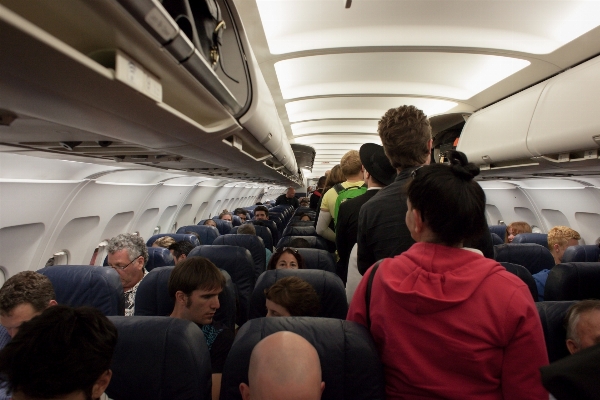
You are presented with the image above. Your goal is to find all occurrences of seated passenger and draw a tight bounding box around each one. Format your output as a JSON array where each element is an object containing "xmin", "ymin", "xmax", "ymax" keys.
[
  {"xmin": 299, "ymin": 198, "xmax": 310, "ymax": 208},
  {"xmin": 204, "ymin": 219, "xmax": 218, "ymax": 228},
  {"xmin": 564, "ymin": 300, "xmax": 600, "ymax": 355},
  {"xmin": 219, "ymin": 210, "xmax": 232, "ymax": 222},
  {"xmin": 505, "ymin": 221, "xmax": 532, "ymax": 243},
  {"xmin": 275, "ymin": 187, "xmax": 300, "ymax": 208},
  {"xmin": 253, "ymin": 205, "xmax": 269, "ymax": 221},
  {"xmin": 237, "ymin": 223, "xmax": 272, "ymax": 264},
  {"xmin": 168, "ymin": 240, "xmax": 197, "ymax": 264},
  {"xmin": 234, "ymin": 208, "xmax": 248, "ymax": 222},
  {"xmin": 288, "ymin": 237, "xmax": 311, "ymax": 249},
  {"xmin": 0, "ymin": 305, "xmax": 117, "ymax": 400},
  {"xmin": 239, "ymin": 331, "xmax": 325, "ymax": 400},
  {"xmin": 298, "ymin": 213, "xmax": 312, "ymax": 222},
  {"xmin": 152, "ymin": 236, "xmax": 175, "ymax": 248},
  {"xmin": 347, "ymin": 151, "xmax": 548, "ymax": 399},
  {"xmin": 185, "ymin": 231, "xmax": 201, "ymax": 240},
  {"xmin": 107, "ymin": 233, "xmax": 149, "ymax": 316},
  {"xmin": 267, "ymin": 248, "xmax": 305, "ymax": 270},
  {"xmin": 168, "ymin": 256, "xmax": 234, "ymax": 400},
  {"xmin": 265, "ymin": 277, "xmax": 320, "ymax": 317},
  {"xmin": 532, "ymin": 226, "xmax": 581, "ymax": 301}
]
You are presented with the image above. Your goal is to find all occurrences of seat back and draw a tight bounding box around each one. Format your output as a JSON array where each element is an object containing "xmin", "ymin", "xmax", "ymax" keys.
[
  {"xmin": 133, "ymin": 266, "xmax": 236, "ymax": 330},
  {"xmin": 490, "ymin": 233, "xmax": 504, "ymax": 246},
  {"xmin": 106, "ymin": 316, "xmax": 211, "ymax": 400},
  {"xmin": 295, "ymin": 248, "xmax": 336, "ymax": 273},
  {"xmin": 545, "ymin": 262, "xmax": 600, "ymax": 301},
  {"xmin": 493, "ymin": 243, "xmax": 555, "ymax": 274},
  {"xmin": 202, "ymin": 219, "xmax": 232, "ymax": 235},
  {"xmin": 288, "ymin": 220, "xmax": 316, "ymax": 227},
  {"xmin": 176, "ymin": 225, "xmax": 219, "ymax": 245},
  {"xmin": 249, "ymin": 269, "xmax": 347, "ymax": 319},
  {"xmin": 536, "ymin": 301, "xmax": 577, "ymax": 362},
  {"xmin": 189, "ymin": 245, "xmax": 255, "ymax": 325},
  {"xmin": 220, "ymin": 317, "xmax": 385, "ymax": 400},
  {"xmin": 37, "ymin": 265, "xmax": 124, "ymax": 316},
  {"xmin": 146, "ymin": 247, "xmax": 175, "ymax": 271},
  {"xmin": 512, "ymin": 233, "xmax": 549, "ymax": 248},
  {"xmin": 146, "ymin": 233, "xmax": 200, "ymax": 247},
  {"xmin": 489, "ymin": 224, "xmax": 507, "ymax": 240},
  {"xmin": 231, "ymin": 225, "xmax": 273, "ymax": 252},
  {"xmin": 232, "ymin": 215, "xmax": 242, "ymax": 227},
  {"xmin": 282, "ymin": 225, "xmax": 317, "ymax": 237},
  {"xmin": 250, "ymin": 220, "xmax": 279, "ymax": 244},
  {"xmin": 294, "ymin": 206, "xmax": 315, "ymax": 216},
  {"xmin": 213, "ymin": 234, "xmax": 266, "ymax": 281},
  {"xmin": 277, "ymin": 235, "xmax": 329, "ymax": 251},
  {"xmin": 499, "ymin": 262, "xmax": 538, "ymax": 301},
  {"xmin": 562, "ymin": 245, "xmax": 600, "ymax": 263}
]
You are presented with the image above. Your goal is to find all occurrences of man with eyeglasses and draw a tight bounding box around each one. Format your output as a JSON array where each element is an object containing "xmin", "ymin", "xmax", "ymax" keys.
[{"xmin": 106, "ymin": 233, "xmax": 149, "ymax": 316}]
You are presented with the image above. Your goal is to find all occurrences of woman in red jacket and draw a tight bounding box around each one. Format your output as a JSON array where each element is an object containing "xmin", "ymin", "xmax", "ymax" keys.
[{"xmin": 347, "ymin": 151, "xmax": 548, "ymax": 400}]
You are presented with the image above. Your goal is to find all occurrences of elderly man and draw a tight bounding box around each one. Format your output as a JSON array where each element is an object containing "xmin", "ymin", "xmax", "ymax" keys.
[
  {"xmin": 106, "ymin": 233, "xmax": 149, "ymax": 316},
  {"xmin": 275, "ymin": 187, "xmax": 299, "ymax": 208},
  {"xmin": 239, "ymin": 331, "xmax": 325, "ymax": 400},
  {"xmin": 564, "ymin": 300, "xmax": 600, "ymax": 354}
]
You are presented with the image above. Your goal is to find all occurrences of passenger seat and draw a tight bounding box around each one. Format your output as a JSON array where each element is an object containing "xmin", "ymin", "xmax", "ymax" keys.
[
  {"xmin": 545, "ymin": 262, "xmax": 600, "ymax": 301},
  {"xmin": 176, "ymin": 225, "xmax": 219, "ymax": 245},
  {"xmin": 277, "ymin": 235, "xmax": 329, "ymax": 251},
  {"xmin": 562, "ymin": 245, "xmax": 600, "ymax": 263},
  {"xmin": 494, "ymin": 243, "xmax": 554, "ymax": 274},
  {"xmin": 536, "ymin": 301, "xmax": 577, "ymax": 362}
]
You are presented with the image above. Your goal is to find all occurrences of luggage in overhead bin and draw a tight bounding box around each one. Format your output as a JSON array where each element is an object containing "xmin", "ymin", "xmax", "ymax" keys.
[{"xmin": 160, "ymin": 0, "xmax": 225, "ymax": 68}]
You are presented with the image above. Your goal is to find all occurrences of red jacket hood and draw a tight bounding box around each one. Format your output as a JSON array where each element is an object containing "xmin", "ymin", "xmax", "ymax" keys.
[{"xmin": 380, "ymin": 242, "xmax": 506, "ymax": 314}]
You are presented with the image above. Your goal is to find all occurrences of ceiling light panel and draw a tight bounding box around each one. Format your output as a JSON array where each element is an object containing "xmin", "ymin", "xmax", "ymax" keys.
[
  {"xmin": 276, "ymin": 53, "xmax": 530, "ymax": 100},
  {"xmin": 291, "ymin": 120, "xmax": 378, "ymax": 136},
  {"xmin": 257, "ymin": 0, "xmax": 600, "ymax": 54},
  {"xmin": 294, "ymin": 134, "xmax": 381, "ymax": 145},
  {"xmin": 286, "ymin": 97, "xmax": 460, "ymax": 122}
]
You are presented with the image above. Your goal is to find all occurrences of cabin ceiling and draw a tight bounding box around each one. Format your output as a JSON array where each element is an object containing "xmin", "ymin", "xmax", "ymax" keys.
[{"xmin": 234, "ymin": 0, "xmax": 600, "ymax": 178}]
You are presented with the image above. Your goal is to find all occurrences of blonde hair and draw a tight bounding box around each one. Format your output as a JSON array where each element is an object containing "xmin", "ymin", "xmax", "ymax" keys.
[
  {"xmin": 548, "ymin": 226, "xmax": 581, "ymax": 250},
  {"xmin": 340, "ymin": 150, "xmax": 362, "ymax": 178},
  {"xmin": 505, "ymin": 222, "xmax": 532, "ymax": 243},
  {"xmin": 152, "ymin": 236, "xmax": 176, "ymax": 248}
]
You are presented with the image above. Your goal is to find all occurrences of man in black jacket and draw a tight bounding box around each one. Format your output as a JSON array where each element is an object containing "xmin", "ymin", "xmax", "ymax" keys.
[
  {"xmin": 336, "ymin": 143, "xmax": 396, "ymax": 284},
  {"xmin": 275, "ymin": 187, "xmax": 299, "ymax": 208}
]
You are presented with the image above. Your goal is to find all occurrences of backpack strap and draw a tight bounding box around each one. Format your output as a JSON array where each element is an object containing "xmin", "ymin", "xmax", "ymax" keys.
[
  {"xmin": 333, "ymin": 183, "xmax": 344, "ymax": 194},
  {"xmin": 365, "ymin": 259, "xmax": 384, "ymax": 329}
]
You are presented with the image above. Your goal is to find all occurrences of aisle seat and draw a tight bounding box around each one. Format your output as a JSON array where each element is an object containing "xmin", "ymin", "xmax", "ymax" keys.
[
  {"xmin": 213, "ymin": 234, "xmax": 266, "ymax": 281},
  {"xmin": 201, "ymin": 218, "xmax": 232, "ymax": 235},
  {"xmin": 536, "ymin": 301, "xmax": 577, "ymax": 362},
  {"xmin": 562, "ymin": 245, "xmax": 600, "ymax": 263},
  {"xmin": 489, "ymin": 224, "xmax": 507, "ymax": 240},
  {"xmin": 176, "ymin": 225, "xmax": 219, "ymax": 245},
  {"xmin": 146, "ymin": 247, "xmax": 175, "ymax": 271},
  {"xmin": 499, "ymin": 262, "xmax": 538, "ymax": 301},
  {"xmin": 231, "ymin": 224, "xmax": 273, "ymax": 252},
  {"xmin": 545, "ymin": 262, "xmax": 600, "ymax": 301},
  {"xmin": 146, "ymin": 233, "xmax": 200, "ymax": 247},
  {"xmin": 296, "ymin": 248, "xmax": 336, "ymax": 273},
  {"xmin": 494, "ymin": 243, "xmax": 554, "ymax": 275},
  {"xmin": 277, "ymin": 235, "xmax": 329, "ymax": 251},
  {"xmin": 512, "ymin": 233, "xmax": 549, "ymax": 248},
  {"xmin": 282, "ymin": 225, "xmax": 317, "ymax": 237}
]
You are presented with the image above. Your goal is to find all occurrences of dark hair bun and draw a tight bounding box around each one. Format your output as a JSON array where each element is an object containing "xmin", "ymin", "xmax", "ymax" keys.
[{"xmin": 446, "ymin": 150, "xmax": 480, "ymax": 181}]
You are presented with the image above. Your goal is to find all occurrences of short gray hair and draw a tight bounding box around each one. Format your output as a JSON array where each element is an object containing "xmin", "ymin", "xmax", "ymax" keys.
[
  {"xmin": 237, "ymin": 224, "xmax": 256, "ymax": 236},
  {"xmin": 565, "ymin": 300, "xmax": 600, "ymax": 345},
  {"xmin": 107, "ymin": 233, "xmax": 148, "ymax": 265}
]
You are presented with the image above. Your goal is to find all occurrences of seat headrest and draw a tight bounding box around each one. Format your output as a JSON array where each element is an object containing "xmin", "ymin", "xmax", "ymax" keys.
[
  {"xmin": 203, "ymin": 219, "xmax": 233, "ymax": 235},
  {"xmin": 295, "ymin": 248, "xmax": 336, "ymax": 273},
  {"xmin": 189, "ymin": 245, "xmax": 255, "ymax": 326},
  {"xmin": 231, "ymin": 225, "xmax": 274, "ymax": 252},
  {"xmin": 562, "ymin": 245, "xmax": 600, "ymax": 263},
  {"xmin": 37, "ymin": 265, "xmax": 124, "ymax": 316},
  {"xmin": 134, "ymin": 266, "xmax": 237, "ymax": 330},
  {"xmin": 536, "ymin": 301, "xmax": 577, "ymax": 362},
  {"xmin": 232, "ymin": 215, "xmax": 242, "ymax": 227},
  {"xmin": 146, "ymin": 247, "xmax": 175, "ymax": 271},
  {"xmin": 490, "ymin": 233, "xmax": 504, "ymax": 246},
  {"xmin": 213, "ymin": 234, "xmax": 266, "ymax": 281},
  {"xmin": 489, "ymin": 224, "xmax": 507, "ymax": 240},
  {"xmin": 545, "ymin": 262, "xmax": 600, "ymax": 301},
  {"xmin": 499, "ymin": 262, "xmax": 538, "ymax": 301},
  {"xmin": 146, "ymin": 234, "xmax": 200, "ymax": 247},
  {"xmin": 493, "ymin": 243, "xmax": 555, "ymax": 274},
  {"xmin": 220, "ymin": 317, "xmax": 386, "ymax": 400},
  {"xmin": 176, "ymin": 225, "xmax": 219, "ymax": 245},
  {"xmin": 277, "ymin": 236, "xmax": 329, "ymax": 251},
  {"xmin": 249, "ymin": 269, "xmax": 347, "ymax": 319},
  {"xmin": 288, "ymin": 220, "xmax": 316, "ymax": 227},
  {"xmin": 512, "ymin": 233, "xmax": 549, "ymax": 248},
  {"xmin": 282, "ymin": 225, "xmax": 317, "ymax": 237},
  {"xmin": 294, "ymin": 206, "xmax": 314, "ymax": 215},
  {"xmin": 249, "ymin": 220, "xmax": 279, "ymax": 242},
  {"xmin": 106, "ymin": 316, "xmax": 211, "ymax": 400}
]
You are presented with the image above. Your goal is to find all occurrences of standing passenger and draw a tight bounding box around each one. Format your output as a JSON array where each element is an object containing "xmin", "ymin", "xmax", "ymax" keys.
[
  {"xmin": 309, "ymin": 176, "xmax": 326, "ymax": 210},
  {"xmin": 275, "ymin": 187, "xmax": 300, "ymax": 208}
]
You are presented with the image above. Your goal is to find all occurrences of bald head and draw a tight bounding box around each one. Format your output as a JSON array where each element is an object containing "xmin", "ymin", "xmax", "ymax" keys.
[{"xmin": 240, "ymin": 331, "xmax": 324, "ymax": 400}]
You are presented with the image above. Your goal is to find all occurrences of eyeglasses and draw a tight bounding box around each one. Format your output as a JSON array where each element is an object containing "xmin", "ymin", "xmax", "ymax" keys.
[
  {"xmin": 110, "ymin": 256, "xmax": 141, "ymax": 271},
  {"xmin": 410, "ymin": 165, "xmax": 425, "ymax": 179}
]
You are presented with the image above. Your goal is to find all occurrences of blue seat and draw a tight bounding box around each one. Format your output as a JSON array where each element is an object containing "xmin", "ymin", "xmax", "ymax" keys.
[
  {"xmin": 562, "ymin": 245, "xmax": 600, "ymax": 263},
  {"xmin": 220, "ymin": 317, "xmax": 385, "ymax": 400},
  {"xmin": 231, "ymin": 224, "xmax": 273, "ymax": 252},
  {"xmin": 295, "ymin": 248, "xmax": 336, "ymax": 273},
  {"xmin": 282, "ymin": 225, "xmax": 317, "ymax": 237},
  {"xmin": 249, "ymin": 269, "xmax": 347, "ymax": 320},
  {"xmin": 201, "ymin": 219, "xmax": 232, "ymax": 235},
  {"xmin": 146, "ymin": 247, "xmax": 175, "ymax": 271},
  {"xmin": 176, "ymin": 225, "xmax": 219, "ymax": 245},
  {"xmin": 294, "ymin": 206, "xmax": 315, "ymax": 216},
  {"xmin": 213, "ymin": 234, "xmax": 266, "ymax": 281},
  {"xmin": 499, "ymin": 262, "xmax": 538, "ymax": 302},
  {"xmin": 288, "ymin": 220, "xmax": 316, "ymax": 227},
  {"xmin": 250, "ymin": 220, "xmax": 279, "ymax": 244},
  {"xmin": 106, "ymin": 316, "xmax": 211, "ymax": 400},
  {"xmin": 232, "ymin": 215, "xmax": 242, "ymax": 227},
  {"xmin": 491, "ymin": 233, "xmax": 504, "ymax": 246},
  {"xmin": 189, "ymin": 245, "xmax": 255, "ymax": 326},
  {"xmin": 512, "ymin": 233, "xmax": 549, "ymax": 248},
  {"xmin": 134, "ymin": 265, "xmax": 236, "ymax": 330},
  {"xmin": 277, "ymin": 235, "xmax": 329, "ymax": 251},
  {"xmin": 494, "ymin": 243, "xmax": 555, "ymax": 275},
  {"xmin": 489, "ymin": 224, "xmax": 507, "ymax": 241},
  {"xmin": 545, "ymin": 262, "xmax": 600, "ymax": 301},
  {"xmin": 37, "ymin": 265, "xmax": 124, "ymax": 316},
  {"xmin": 146, "ymin": 233, "xmax": 200, "ymax": 247},
  {"xmin": 536, "ymin": 301, "xmax": 577, "ymax": 362}
]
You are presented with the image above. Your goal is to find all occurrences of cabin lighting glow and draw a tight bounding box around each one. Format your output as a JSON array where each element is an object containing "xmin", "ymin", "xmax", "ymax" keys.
[
  {"xmin": 291, "ymin": 120, "xmax": 378, "ymax": 136},
  {"xmin": 275, "ymin": 53, "xmax": 530, "ymax": 100}
]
